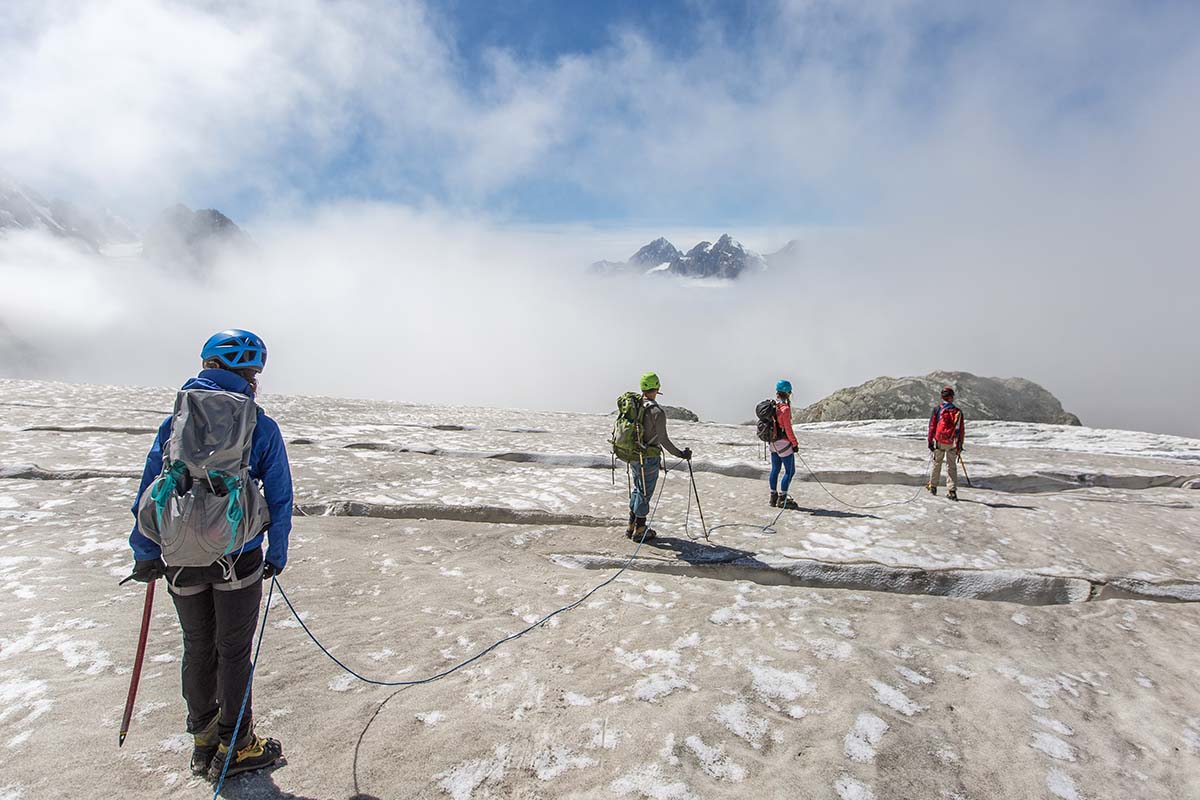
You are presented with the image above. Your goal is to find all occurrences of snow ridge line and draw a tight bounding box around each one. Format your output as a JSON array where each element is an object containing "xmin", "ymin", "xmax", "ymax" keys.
[
  {"xmin": 296, "ymin": 500, "xmax": 613, "ymax": 528},
  {"xmin": 3, "ymin": 452, "xmax": 1196, "ymax": 494},
  {"xmin": 548, "ymin": 552, "xmax": 1200, "ymax": 606},
  {"xmin": 0, "ymin": 463, "xmax": 141, "ymax": 480},
  {"xmin": 21, "ymin": 425, "xmax": 158, "ymax": 434},
  {"xmin": 338, "ymin": 444, "xmax": 1199, "ymax": 493}
]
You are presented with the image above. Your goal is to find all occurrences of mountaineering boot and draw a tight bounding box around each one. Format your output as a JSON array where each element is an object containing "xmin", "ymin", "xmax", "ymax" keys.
[
  {"xmin": 769, "ymin": 491, "xmax": 779, "ymax": 508},
  {"xmin": 633, "ymin": 517, "xmax": 656, "ymax": 542},
  {"xmin": 947, "ymin": 488, "xmax": 958, "ymax": 502},
  {"xmin": 625, "ymin": 511, "xmax": 637, "ymax": 539},
  {"xmin": 778, "ymin": 494, "xmax": 801, "ymax": 511},
  {"xmin": 926, "ymin": 482, "xmax": 937, "ymax": 496},
  {"xmin": 208, "ymin": 730, "xmax": 283, "ymax": 782},
  {"xmin": 189, "ymin": 714, "xmax": 221, "ymax": 777}
]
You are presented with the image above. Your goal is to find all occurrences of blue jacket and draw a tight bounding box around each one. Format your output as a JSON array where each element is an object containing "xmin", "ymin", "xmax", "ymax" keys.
[{"xmin": 128, "ymin": 369, "xmax": 293, "ymax": 569}]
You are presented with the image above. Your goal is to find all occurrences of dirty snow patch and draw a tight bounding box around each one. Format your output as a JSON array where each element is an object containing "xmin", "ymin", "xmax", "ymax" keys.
[
  {"xmin": 328, "ymin": 674, "xmax": 356, "ymax": 692},
  {"xmin": 1031, "ymin": 732, "xmax": 1077, "ymax": 762},
  {"xmin": 672, "ymin": 632, "xmax": 700, "ymax": 649},
  {"xmin": 869, "ymin": 680, "xmax": 927, "ymax": 716},
  {"xmin": 835, "ymin": 774, "xmax": 876, "ymax": 800},
  {"xmin": 634, "ymin": 672, "xmax": 691, "ymax": 702},
  {"xmin": 750, "ymin": 665, "xmax": 814, "ymax": 702},
  {"xmin": 1046, "ymin": 768, "xmax": 1081, "ymax": 800},
  {"xmin": 434, "ymin": 744, "xmax": 510, "ymax": 800},
  {"xmin": 895, "ymin": 666, "xmax": 933, "ymax": 686},
  {"xmin": 807, "ymin": 637, "xmax": 853, "ymax": 661},
  {"xmin": 1035, "ymin": 716, "xmax": 1075, "ymax": 736},
  {"xmin": 713, "ymin": 700, "xmax": 769, "ymax": 749},
  {"xmin": 821, "ymin": 617, "xmax": 857, "ymax": 638},
  {"xmin": 843, "ymin": 713, "xmax": 889, "ymax": 763},
  {"xmin": 684, "ymin": 736, "xmax": 746, "ymax": 782},
  {"xmin": 533, "ymin": 745, "xmax": 597, "ymax": 781},
  {"xmin": 610, "ymin": 763, "xmax": 697, "ymax": 799}
]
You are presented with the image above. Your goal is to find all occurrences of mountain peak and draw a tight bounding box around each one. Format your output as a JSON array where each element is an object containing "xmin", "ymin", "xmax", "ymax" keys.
[
  {"xmin": 594, "ymin": 233, "xmax": 773, "ymax": 280},
  {"xmin": 142, "ymin": 204, "xmax": 253, "ymax": 269}
]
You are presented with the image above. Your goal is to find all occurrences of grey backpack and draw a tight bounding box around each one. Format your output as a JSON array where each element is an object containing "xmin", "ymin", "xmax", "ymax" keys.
[{"xmin": 136, "ymin": 389, "xmax": 270, "ymax": 567}]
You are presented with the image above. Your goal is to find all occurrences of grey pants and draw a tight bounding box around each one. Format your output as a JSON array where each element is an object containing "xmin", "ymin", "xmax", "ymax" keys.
[{"xmin": 930, "ymin": 442, "xmax": 959, "ymax": 490}]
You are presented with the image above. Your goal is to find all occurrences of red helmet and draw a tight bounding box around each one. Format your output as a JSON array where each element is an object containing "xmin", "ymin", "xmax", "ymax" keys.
[{"xmin": 940, "ymin": 386, "xmax": 955, "ymax": 399}]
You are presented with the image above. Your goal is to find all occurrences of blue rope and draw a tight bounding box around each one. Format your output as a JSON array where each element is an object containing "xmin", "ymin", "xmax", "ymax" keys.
[{"xmin": 211, "ymin": 577, "xmax": 275, "ymax": 798}]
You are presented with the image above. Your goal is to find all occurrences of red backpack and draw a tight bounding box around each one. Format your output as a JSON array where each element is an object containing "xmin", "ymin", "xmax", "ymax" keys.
[{"xmin": 933, "ymin": 405, "xmax": 962, "ymax": 444}]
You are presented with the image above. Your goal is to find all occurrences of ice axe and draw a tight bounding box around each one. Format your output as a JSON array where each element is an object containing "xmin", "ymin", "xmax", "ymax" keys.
[
  {"xmin": 957, "ymin": 451, "xmax": 973, "ymax": 488},
  {"xmin": 118, "ymin": 578, "xmax": 156, "ymax": 747}
]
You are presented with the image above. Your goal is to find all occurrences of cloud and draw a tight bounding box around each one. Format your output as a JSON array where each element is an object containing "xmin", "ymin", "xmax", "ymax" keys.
[{"xmin": 1, "ymin": 1, "xmax": 1198, "ymax": 435}]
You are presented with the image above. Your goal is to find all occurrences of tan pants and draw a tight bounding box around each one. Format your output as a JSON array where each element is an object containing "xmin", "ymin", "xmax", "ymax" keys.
[{"xmin": 930, "ymin": 442, "xmax": 958, "ymax": 490}]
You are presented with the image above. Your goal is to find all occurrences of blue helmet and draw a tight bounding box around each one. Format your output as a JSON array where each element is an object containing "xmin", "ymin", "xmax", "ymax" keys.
[
  {"xmin": 201, "ymin": 329, "xmax": 267, "ymax": 370},
  {"xmin": 776, "ymin": 379, "xmax": 793, "ymax": 394}
]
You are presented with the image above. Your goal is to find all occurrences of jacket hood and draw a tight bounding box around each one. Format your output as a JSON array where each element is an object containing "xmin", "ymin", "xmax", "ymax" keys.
[{"xmin": 182, "ymin": 368, "xmax": 254, "ymax": 398}]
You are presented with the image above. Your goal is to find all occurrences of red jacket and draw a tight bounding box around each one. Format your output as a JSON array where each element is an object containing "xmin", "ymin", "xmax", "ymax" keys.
[
  {"xmin": 776, "ymin": 402, "xmax": 798, "ymax": 449},
  {"xmin": 928, "ymin": 402, "xmax": 965, "ymax": 449}
]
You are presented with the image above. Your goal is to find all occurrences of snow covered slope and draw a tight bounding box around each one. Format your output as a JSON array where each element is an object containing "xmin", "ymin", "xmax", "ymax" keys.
[{"xmin": 1, "ymin": 378, "xmax": 1197, "ymax": 799}]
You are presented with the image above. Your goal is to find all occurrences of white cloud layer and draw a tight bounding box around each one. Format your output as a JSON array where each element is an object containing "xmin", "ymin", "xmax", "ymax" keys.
[{"xmin": 1, "ymin": 0, "xmax": 1198, "ymax": 434}]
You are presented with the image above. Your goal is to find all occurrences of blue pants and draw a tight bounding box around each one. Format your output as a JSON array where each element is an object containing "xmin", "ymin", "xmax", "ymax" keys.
[
  {"xmin": 770, "ymin": 451, "xmax": 796, "ymax": 495},
  {"xmin": 629, "ymin": 457, "xmax": 661, "ymax": 519}
]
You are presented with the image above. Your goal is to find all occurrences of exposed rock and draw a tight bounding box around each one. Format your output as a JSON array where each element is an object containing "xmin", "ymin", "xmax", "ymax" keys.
[
  {"xmin": 629, "ymin": 237, "xmax": 682, "ymax": 271},
  {"xmin": 795, "ymin": 371, "xmax": 1082, "ymax": 426},
  {"xmin": 661, "ymin": 405, "xmax": 700, "ymax": 422},
  {"xmin": 142, "ymin": 203, "xmax": 253, "ymax": 269},
  {"xmin": 593, "ymin": 234, "xmax": 798, "ymax": 280}
]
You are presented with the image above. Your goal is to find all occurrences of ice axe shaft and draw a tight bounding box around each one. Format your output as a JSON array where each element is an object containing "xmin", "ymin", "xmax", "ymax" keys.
[
  {"xmin": 957, "ymin": 452, "xmax": 972, "ymax": 488},
  {"xmin": 119, "ymin": 579, "xmax": 156, "ymax": 747}
]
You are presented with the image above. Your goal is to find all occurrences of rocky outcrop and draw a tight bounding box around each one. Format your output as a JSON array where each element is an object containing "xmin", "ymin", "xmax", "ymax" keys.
[
  {"xmin": 661, "ymin": 405, "xmax": 700, "ymax": 422},
  {"xmin": 795, "ymin": 371, "xmax": 1082, "ymax": 426}
]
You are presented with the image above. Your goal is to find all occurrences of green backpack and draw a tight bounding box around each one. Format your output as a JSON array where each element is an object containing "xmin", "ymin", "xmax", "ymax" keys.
[{"xmin": 611, "ymin": 391, "xmax": 648, "ymax": 463}]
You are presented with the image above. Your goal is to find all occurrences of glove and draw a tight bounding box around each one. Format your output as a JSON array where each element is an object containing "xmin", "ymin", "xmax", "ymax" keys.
[
  {"xmin": 123, "ymin": 558, "xmax": 166, "ymax": 585},
  {"xmin": 928, "ymin": 441, "xmax": 935, "ymax": 451},
  {"xmin": 681, "ymin": 448, "xmax": 693, "ymax": 461},
  {"xmin": 262, "ymin": 561, "xmax": 282, "ymax": 579}
]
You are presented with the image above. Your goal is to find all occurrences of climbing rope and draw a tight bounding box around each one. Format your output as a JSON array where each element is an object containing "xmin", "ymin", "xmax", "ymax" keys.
[
  {"xmin": 343, "ymin": 462, "xmax": 676, "ymax": 796},
  {"xmin": 252, "ymin": 464, "xmax": 671, "ymax": 694},
  {"xmin": 215, "ymin": 447, "xmax": 932, "ymax": 793},
  {"xmin": 214, "ymin": 473, "xmax": 672, "ymax": 793},
  {"xmin": 211, "ymin": 577, "xmax": 276, "ymax": 798},
  {"xmin": 789, "ymin": 447, "xmax": 932, "ymax": 510}
]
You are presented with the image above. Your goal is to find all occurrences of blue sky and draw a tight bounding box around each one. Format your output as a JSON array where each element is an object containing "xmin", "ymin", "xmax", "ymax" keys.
[{"xmin": 2, "ymin": 1, "xmax": 1198, "ymax": 231}]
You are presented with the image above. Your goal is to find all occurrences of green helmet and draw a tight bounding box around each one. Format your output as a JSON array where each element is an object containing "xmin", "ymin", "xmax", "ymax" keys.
[{"xmin": 639, "ymin": 372, "xmax": 661, "ymax": 392}]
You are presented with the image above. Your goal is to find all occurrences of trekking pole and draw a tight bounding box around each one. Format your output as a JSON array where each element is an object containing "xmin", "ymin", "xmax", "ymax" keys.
[
  {"xmin": 118, "ymin": 579, "xmax": 156, "ymax": 747},
  {"xmin": 957, "ymin": 451, "xmax": 973, "ymax": 488},
  {"xmin": 686, "ymin": 459, "xmax": 709, "ymax": 541}
]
